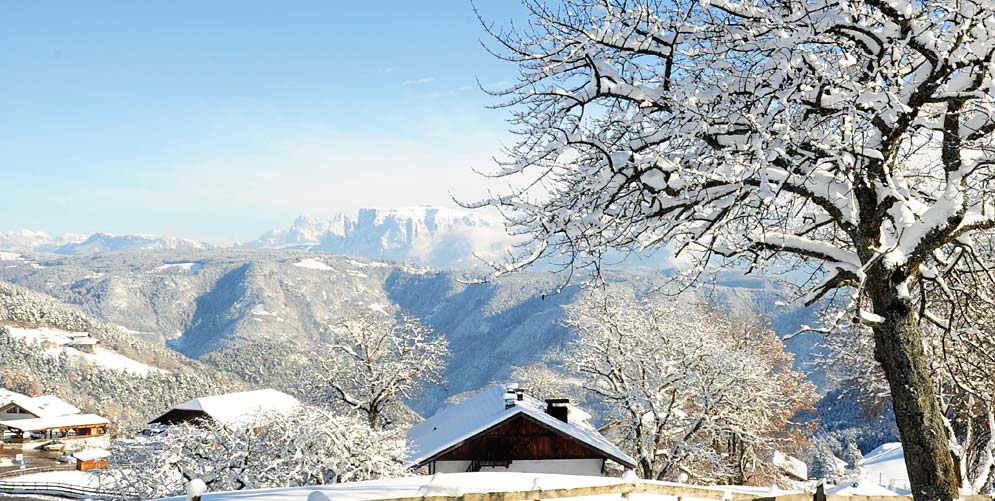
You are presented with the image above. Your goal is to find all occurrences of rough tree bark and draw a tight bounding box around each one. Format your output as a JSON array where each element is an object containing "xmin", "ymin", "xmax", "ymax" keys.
[{"xmin": 869, "ymin": 274, "xmax": 961, "ymax": 500}]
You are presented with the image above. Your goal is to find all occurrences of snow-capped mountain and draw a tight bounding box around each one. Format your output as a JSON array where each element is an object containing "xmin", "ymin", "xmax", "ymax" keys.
[
  {"xmin": 0, "ymin": 230, "xmax": 86, "ymax": 251},
  {"xmin": 0, "ymin": 231, "xmax": 211, "ymax": 255},
  {"xmin": 245, "ymin": 207, "xmax": 512, "ymax": 269},
  {"xmin": 51, "ymin": 232, "xmax": 212, "ymax": 255}
]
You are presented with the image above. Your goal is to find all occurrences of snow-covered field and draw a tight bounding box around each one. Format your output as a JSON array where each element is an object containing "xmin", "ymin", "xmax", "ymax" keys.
[
  {"xmin": 5, "ymin": 326, "xmax": 164, "ymax": 376},
  {"xmin": 0, "ymin": 469, "xmax": 103, "ymax": 488},
  {"xmin": 152, "ymin": 473, "xmax": 776, "ymax": 501},
  {"xmin": 155, "ymin": 261, "xmax": 203, "ymax": 273},
  {"xmin": 293, "ymin": 258, "xmax": 334, "ymax": 271},
  {"xmin": 858, "ymin": 443, "xmax": 910, "ymax": 494}
]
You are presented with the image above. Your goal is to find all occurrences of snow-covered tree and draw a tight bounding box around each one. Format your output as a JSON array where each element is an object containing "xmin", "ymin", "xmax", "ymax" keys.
[
  {"xmin": 510, "ymin": 361, "xmax": 577, "ymax": 402},
  {"xmin": 843, "ymin": 440, "xmax": 864, "ymax": 471},
  {"xmin": 564, "ymin": 289, "xmax": 815, "ymax": 484},
  {"xmin": 822, "ymin": 305, "xmax": 995, "ymax": 491},
  {"xmin": 100, "ymin": 405, "xmax": 407, "ymax": 500},
  {"xmin": 474, "ymin": 1, "xmax": 995, "ymax": 497},
  {"xmin": 810, "ymin": 442, "xmax": 845, "ymax": 482},
  {"xmin": 315, "ymin": 311, "xmax": 448, "ymax": 429}
]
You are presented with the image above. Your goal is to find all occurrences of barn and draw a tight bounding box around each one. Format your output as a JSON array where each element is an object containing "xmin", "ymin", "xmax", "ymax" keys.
[
  {"xmin": 406, "ymin": 385, "xmax": 636, "ymax": 476},
  {"xmin": 149, "ymin": 389, "xmax": 300, "ymax": 427}
]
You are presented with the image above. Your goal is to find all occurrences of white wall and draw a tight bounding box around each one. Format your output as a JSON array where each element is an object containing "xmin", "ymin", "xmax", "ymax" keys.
[{"xmin": 433, "ymin": 459, "xmax": 605, "ymax": 476}]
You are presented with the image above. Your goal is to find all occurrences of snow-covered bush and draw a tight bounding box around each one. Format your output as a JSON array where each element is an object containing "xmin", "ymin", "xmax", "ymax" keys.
[{"xmin": 101, "ymin": 404, "xmax": 407, "ymax": 500}]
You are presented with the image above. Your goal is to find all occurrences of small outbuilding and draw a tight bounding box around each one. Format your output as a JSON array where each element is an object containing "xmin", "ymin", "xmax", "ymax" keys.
[
  {"xmin": 149, "ymin": 389, "xmax": 301, "ymax": 427},
  {"xmin": 406, "ymin": 385, "xmax": 636, "ymax": 476},
  {"xmin": 73, "ymin": 448, "xmax": 111, "ymax": 471}
]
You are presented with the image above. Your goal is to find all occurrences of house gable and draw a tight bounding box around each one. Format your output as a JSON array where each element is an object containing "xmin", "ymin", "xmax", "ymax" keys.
[
  {"xmin": 0, "ymin": 402, "xmax": 39, "ymax": 418},
  {"xmin": 430, "ymin": 413, "xmax": 609, "ymax": 464}
]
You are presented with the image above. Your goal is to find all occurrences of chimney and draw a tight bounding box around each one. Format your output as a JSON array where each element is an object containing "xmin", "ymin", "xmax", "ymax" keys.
[{"xmin": 545, "ymin": 398, "xmax": 570, "ymax": 423}]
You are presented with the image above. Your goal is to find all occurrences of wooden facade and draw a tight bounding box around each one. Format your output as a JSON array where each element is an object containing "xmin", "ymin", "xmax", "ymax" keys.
[
  {"xmin": 428, "ymin": 413, "xmax": 611, "ymax": 473},
  {"xmin": 77, "ymin": 456, "xmax": 109, "ymax": 471}
]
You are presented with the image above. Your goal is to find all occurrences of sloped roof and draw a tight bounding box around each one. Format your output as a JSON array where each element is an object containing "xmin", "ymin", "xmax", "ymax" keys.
[
  {"xmin": 2, "ymin": 413, "xmax": 108, "ymax": 431},
  {"xmin": 0, "ymin": 390, "xmax": 80, "ymax": 418},
  {"xmin": 153, "ymin": 389, "xmax": 300, "ymax": 426},
  {"xmin": 406, "ymin": 385, "xmax": 636, "ymax": 469}
]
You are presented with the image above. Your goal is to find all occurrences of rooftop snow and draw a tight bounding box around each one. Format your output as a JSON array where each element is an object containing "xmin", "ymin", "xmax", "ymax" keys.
[
  {"xmin": 0, "ymin": 390, "xmax": 80, "ymax": 419},
  {"xmin": 157, "ymin": 389, "xmax": 300, "ymax": 426},
  {"xmin": 1, "ymin": 413, "xmax": 108, "ymax": 431},
  {"xmin": 72, "ymin": 448, "xmax": 111, "ymax": 461},
  {"xmin": 406, "ymin": 385, "xmax": 637, "ymax": 469}
]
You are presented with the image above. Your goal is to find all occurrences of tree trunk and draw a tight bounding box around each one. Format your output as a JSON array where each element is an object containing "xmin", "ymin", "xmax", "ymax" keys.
[{"xmin": 870, "ymin": 283, "xmax": 961, "ymax": 501}]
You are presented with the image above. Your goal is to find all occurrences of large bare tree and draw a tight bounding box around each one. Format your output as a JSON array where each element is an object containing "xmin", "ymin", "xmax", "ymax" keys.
[{"xmin": 473, "ymin": 0, "xmax": 995, "ymax": 498}]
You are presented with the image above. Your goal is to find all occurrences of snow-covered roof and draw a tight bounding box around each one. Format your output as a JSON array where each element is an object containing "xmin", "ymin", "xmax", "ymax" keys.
[
  {"xmin": 157, "ymin": 389, "xmax": 300, "ymax": 426},
  {"xmin": 1, "ymin": 413, "xmax": 108, "ymax": 431},
  {"xmin": 72, "ymin": 448, "xmax": 110, "ymax": 461},
  {"xmin": 0, "ymin": 390, "xmax": 81, "ymax": 419},
  {"xmin": 406, "ymin": 385, "xmax": 637, "ymax": 469}
]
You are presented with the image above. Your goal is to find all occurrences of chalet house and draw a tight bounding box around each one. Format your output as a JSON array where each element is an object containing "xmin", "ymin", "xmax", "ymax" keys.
[
  {"xmin": 0, "ymin": 390, "xmax": 109, "ymax": 450},
  {"xmin": 149, "ymin": 389, "xmax": 300, "ymax": 428},
  {"xmin": 406, "ymin": 385, "xmax": 637, "ymax": 476}
]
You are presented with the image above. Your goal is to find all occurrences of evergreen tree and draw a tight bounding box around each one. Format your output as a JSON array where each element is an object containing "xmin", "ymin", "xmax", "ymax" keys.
[{"xmin": 843, "ymin": 441, "xmax": 864, "ymax": 472}]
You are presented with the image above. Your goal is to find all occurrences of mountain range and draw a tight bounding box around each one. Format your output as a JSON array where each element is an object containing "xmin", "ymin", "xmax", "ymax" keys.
[
  {"xmin": 2, "ymin": 207, "xmax": 509, "ymax": 269},
  {"xmin": 244, "ymin": 207, "xmax": 511, "ymax": 269}
]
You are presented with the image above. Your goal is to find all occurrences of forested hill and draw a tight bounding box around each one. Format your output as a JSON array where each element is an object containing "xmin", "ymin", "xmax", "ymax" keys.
[
  {"xmin": 0, "ymin": 248, "xmax": 822, "ymax": 417},
  {"xmin": 0, "ymin": 280, "xmax": 243, "ymax": 432}
]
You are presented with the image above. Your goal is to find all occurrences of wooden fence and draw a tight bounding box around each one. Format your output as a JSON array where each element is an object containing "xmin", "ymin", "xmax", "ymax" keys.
[
  {"xmin": 0, "ymin": 464, "xmax": 73, "ymax": 479},
  {"xmin": 0, "ymin": 479, "xmax": 123, "ymax": 499},
  {"xmin": 357, "ymin": 482, "xmax": 995, "ymax": 501}
]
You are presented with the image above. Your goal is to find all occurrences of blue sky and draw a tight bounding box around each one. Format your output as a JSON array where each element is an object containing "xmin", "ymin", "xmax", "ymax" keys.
[{"xmin": 0, "ymin": 1, "xmax": 526, "ymax": 243}]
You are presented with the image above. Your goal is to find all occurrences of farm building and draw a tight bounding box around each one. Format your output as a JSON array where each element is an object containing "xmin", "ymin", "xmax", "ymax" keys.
[
  {"xmin": 0, "ymin": 389, "xmax": 109, "ymax": 450},
  {"xmin": 149, "ymin": 389, "xmax": 301, "ymax": 427},
  {"xmin": 406, "ymin": 385, "xmax": 636, "ymax": 476},
  {"xmin": 0, "ymin": 391, "xmax": 80, "ymax": 421},
  {"xmin": 1, "ymin": 413, "xmax": 110, "ymax": 449}
]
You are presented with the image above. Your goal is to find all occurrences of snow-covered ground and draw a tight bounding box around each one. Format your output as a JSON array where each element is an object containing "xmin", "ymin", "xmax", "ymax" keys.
[
  {"xmin": 858, "ymin": 443, "xmax": 910, "ymax": 494},
  {"xmin": 1, "ymin": 469, "xmax": 103, "ymax": 488},
  {"xmin": 155, "ymin": 262, "xmax": 204, "ymax": 273},
  {"xmin": 152, "ymin": 473, "xmax": 777, "ymax": 501},
  {"xmin": 5, "ymin": 326, "xmax": 164, "ymax": 376},
  {"xmin": 293, "ymin": 258, "xmax": 334, "ymax": 271}
]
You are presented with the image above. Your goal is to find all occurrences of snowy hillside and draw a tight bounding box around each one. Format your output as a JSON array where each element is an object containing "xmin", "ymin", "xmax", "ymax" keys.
[
  {"xmin": 0, "ymin": 280, "xmax": 242, "ymax": 431},
  {"xmin": 245, "ymin": 207, "xmax": 512, "ymax": 269},
  {"xmin": 858, "ymin": 443, "xmax": 910, "ymax": 494},
  {"xmin": 0, "ymin": 249, "xmax": 820, "ymax": 417},
  {"xmin": 6, "ymin": 326, "xmax": 164, "ymax": 376}
]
